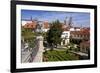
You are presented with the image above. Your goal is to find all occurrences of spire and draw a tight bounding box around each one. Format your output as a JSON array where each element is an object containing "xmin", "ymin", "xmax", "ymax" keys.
[
  {"xmin": 64, "ymin": 16, "xmax": 67, "ymax": 25},
  {"xmin": 68, "ymin": 17, "xmax": 72, "ymax": 28}
]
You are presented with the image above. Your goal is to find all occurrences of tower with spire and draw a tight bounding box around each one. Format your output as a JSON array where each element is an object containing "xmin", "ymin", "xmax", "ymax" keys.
[{"xmin": 64, "ymin": 16, "xmax": 73, "ymax": 28}]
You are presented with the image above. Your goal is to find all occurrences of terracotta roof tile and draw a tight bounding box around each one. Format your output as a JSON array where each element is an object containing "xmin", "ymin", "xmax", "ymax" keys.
[
  {"xmin": 23, "ymin": 21, "xmax": 37, "ymax": 29},
  {"xmin": 43, "ymin": 21, "xmax": 49, "ymax": 29},
  {"xmin": 70, "ymin": 30, "xmax": 90, "ymax": 35}
]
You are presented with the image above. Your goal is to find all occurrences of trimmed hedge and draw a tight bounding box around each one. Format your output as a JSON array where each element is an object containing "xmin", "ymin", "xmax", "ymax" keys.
[{"xmin": 43, "ymin": 50, "xmax": 79, "ymax": 62}]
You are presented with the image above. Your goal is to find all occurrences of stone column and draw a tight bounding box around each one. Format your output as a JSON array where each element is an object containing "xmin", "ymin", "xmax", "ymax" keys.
[{"xmin": 33, "ymin": 36, "xmax": 44, "ymax": 62}]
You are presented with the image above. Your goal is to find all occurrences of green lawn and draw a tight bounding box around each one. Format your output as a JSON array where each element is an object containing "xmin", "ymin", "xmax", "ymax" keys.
[{"xmin": 43, "ymin": 50, "xmax": 79, "ymax": 62}]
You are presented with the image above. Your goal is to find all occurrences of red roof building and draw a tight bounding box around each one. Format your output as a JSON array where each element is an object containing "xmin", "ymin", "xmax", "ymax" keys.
[
  {"xmin": 43, "ymin": 21, "xmax": 49, "ymax": 29},
  {"xmin": 70, "ymin": 28, "xmax": 90, "ymax": 40},
  {"xmin": 23, "ymin": 21, "xmax": 37, "ymax": 29},
  {"xmin": 80, "ymin": 41, "xmax": 90, "ymax": 53}
]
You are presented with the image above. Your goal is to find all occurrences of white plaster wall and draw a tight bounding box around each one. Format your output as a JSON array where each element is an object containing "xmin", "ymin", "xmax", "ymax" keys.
[{"xmin": 61, "ymin": 31, "xmax": 70, "ymax": 39}]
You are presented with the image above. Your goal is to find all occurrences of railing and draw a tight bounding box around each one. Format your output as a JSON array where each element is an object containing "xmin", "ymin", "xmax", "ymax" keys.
[
  {"xmin": 21, "ymin": 39, "xmax": 38, "ymax": 63},
  {"xmin": 21, "ymin": 36, "xmax": 44, "ymax": 63}
]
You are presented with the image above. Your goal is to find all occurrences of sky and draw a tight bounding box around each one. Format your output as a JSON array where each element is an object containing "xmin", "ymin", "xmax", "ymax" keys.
[{"xmin": 21, "ymin": 10, "xmax": 90, "ymax": 27}]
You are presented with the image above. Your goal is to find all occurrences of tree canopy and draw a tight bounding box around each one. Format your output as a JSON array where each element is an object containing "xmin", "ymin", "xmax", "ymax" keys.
[{"xmin": 46, "ymin": 20, "xmax": 63, "ymax": 49}]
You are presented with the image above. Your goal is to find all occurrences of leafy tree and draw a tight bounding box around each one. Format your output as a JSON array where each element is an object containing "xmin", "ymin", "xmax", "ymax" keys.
[
  {"xmin": 22, "ymin": 27, "xmax": 35, "ymax": 40},
  {"xmin": 41, "ymin": 32, "xmax": 47, "ymax": 41},
  {"xmin": 21, "ymin": 27, "xmax": 36, "ymax": 48},
  {"xmin": 46, "ymin": 20, "xmax": 63, "ymax": 50}
]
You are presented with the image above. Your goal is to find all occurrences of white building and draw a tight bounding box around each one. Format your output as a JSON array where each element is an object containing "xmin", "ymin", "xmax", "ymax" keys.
[
  {"xmin": 70, "ymin": 27, "xmax": 81, "ymax": 31},
  {"xmin": 61, "ymin": 31, "xmax": 70, "ymax": 45},
  {"xmin": 42, "ymin": 28, "xmax": 49, "ymax": 32}
]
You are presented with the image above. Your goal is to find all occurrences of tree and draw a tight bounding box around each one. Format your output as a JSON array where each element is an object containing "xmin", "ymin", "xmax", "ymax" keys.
[
  {"xmin": 46, "ymin": 20, "xmax": 63, "ymax": 50},
  {"xmin": 21, "ymin": 27, "xmax": 36, "ymax": 48}
]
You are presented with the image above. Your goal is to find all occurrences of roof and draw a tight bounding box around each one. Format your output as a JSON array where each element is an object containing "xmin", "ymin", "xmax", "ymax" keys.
[
  {"xmin": 80, "ymin": 27, "xmax": 90, "ymax": 31},
  {"xmin": 70, "ymin": 29, "xmax": 90, "ymax": 35},
  {"xmin": 43, "ymin": 21, "xmax": 49, "ymax": 29},
  {"xmin": 23, "ymin": 21, "xmax": 37, "ymax": 29}
]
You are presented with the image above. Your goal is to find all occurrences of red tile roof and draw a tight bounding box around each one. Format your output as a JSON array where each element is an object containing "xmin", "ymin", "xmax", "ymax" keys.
[
  {"xmin": 23, "ymin": 21, "xmax": 37, "ymax": 29},
  {"xmin": 70, "ymin": 29, "xmax": 90, "ymax": 35},
  {"xmin": 43, "ymin": 21, "xmax": 49, "ymax": 29}
]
